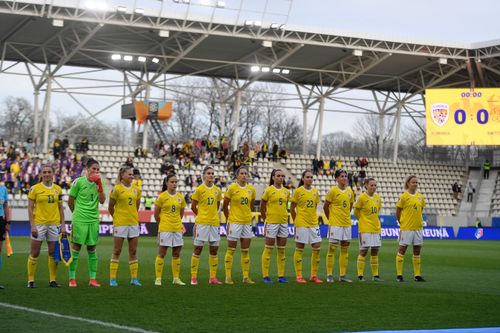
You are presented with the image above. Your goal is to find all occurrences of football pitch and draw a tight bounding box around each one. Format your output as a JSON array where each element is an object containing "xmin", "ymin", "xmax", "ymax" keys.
[{"xmin": 1, "ymin": 237, "xmax": 500, "ymax": 333}]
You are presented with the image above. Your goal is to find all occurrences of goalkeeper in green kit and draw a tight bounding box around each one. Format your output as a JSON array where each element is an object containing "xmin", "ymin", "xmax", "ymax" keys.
[{"xmin": 68, "ymin": 159, "xmax": 106, "ymax": 287}]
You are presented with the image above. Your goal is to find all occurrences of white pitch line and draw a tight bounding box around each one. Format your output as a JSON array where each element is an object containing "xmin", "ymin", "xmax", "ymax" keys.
[{"xmin": 0, "ymin": 302, "xmax": 160, "ymax": 333}]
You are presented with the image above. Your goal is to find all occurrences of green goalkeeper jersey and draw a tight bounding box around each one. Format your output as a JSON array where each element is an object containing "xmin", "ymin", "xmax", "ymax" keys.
[{"xmin": 69, "ymin": 176, "xmax": 102, "ymax": 224}]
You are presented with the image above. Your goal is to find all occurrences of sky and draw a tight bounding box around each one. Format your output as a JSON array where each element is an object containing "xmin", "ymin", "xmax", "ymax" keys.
[{"xmin": 0, "ymin": 0, "xmax": 498, "ymax": 140}]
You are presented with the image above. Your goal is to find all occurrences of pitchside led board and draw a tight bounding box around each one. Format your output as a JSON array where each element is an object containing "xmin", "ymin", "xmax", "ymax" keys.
[{"xmin": 425, "ymin": 88, "xmax": 500, "ymax": 145}]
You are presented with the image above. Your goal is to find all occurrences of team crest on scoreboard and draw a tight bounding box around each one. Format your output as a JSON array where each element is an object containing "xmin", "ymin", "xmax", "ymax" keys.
[{"xmin": 431, "ymin": 103, "xmax": 449, "ymax": 127}]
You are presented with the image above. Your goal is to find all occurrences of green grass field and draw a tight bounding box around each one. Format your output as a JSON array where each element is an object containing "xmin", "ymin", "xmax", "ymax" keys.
[{"xmin": 1, "ymin": 237, "xmax": 500, "ymax": 333}]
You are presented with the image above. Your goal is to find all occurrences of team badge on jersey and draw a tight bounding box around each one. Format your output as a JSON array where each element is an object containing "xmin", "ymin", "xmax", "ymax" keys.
[
  {"xmin": 54, "ymin": 190, "xmax": 59, "ymax": 195},
  {"xmin": 177, "ymin": 197, "xmax": 181, "ymax": 203},
  {"xmin": 431, "ymin": 103, "xmax": 449, "ymax": 127},
  {"xmin": 247, "ymin": 190, "xmax": 252, "ymax": 195}
]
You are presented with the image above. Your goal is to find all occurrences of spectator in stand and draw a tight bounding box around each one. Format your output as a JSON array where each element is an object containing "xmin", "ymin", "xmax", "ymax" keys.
[
  {"xmin": 254, "ymin": 143, "xmax": 261, "ymax": 159},
  {"xmin": 132, "ymin": 169, "xmax": 142, "ymax": 190},
  {"xmin": 251, "ymin": 165, "xmax": 261, "ymax": 180},
  {"xmin": 80, "ymin": 137, "xmax": 89, "ymax": 153},
  {"xmin": 355, "ymin": 157, "xmax": 361, "ymax": 168},
  {"xmin": 312, "ymin": 158, "xmax": 319, "ymax": 176},
  {"xmin": 26, "ymin": 137, "xmax": 33, "ymax": 154},
  {"xmin": 347, "ymin": 171, "xmax": 354, "ymax": 189},
  {"xmin": 53, "ymin": 138, "xmax": 62, "ymax": 159},
  {"xmin": 483, "ymin": 159, "xmax": 491, "ymax": 179},
  {"xmin": 285, "ymin": 177, "xmax": 295, "ymax": 190},
  {"xmin": 279, "ymin": 149, "xmax": 288, "ymax": 161},
  {"xmin": 358, "ymin": 168, "xmax": 367, "ymax": 186},
  {"xmin": 336, "ymin": 160, "xmax": 343, "ymax": 170},
  {"xmin": 261, "ymin": 142, "xmax": 268, "ymax": 159},
  {"xmin": 329, "ymin": 158, "xmax": 336, "ymax": 173},
  {"xmin": 62, "ymin": 136, "xmax": 69, "ymax": 155},
  {"xmin": 272, "ymin": 143, "xmax": 279, "ymax": 161},
  {"xmin": 360, "ymin": 157, "xmax": 369, "ymax": 168},
  {"xmin": 134, "ymin": 146, "xmax": 144, "ymax": 158},
  {"xmin": 452, "ymin": 182, "xmax": 461, "ymax": 200},
  {"xmin": 124, "ymin": 155, "xmax": 134, "ymax": 168},
  {"xmin": 466, "ymin": 182, "xmax": 475, "ymax": 202}
]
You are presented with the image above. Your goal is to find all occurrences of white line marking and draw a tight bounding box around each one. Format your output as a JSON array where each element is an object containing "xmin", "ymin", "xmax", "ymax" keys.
[{"xmin": 0, "ymin": 302, "xmax": 159, "ymax": 333}]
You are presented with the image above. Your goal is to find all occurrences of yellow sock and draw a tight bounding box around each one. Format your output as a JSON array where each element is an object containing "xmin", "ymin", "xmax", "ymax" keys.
[
  {"xmin": 241, "ymin": 249, "xmax": 250, "ymax": 279},
  {"xmin": 277, "ymin": 246, "xmax": 286, "ymax": 277},
  {"xmin": 48, "ymin": 256, "xmax": 57, "ymax": 282},
  {"xmin": 293, "ymin": 248, "xmax": 304, "ymax": 278},
  {"xmin": 326, "ymin": 243, "xmax": 337, "ymax": 276},
  {"xmin": 172, "ymin": 257, "xmax": 181, "ymax": 279},
  {"xmin": 357, "ymin": 255, "xmax": 366, "ymax": 277},
  {"xmin": 191, "ymin": 255, "xmax": 200, "ymax": 278},
  {"xmin": 224, "ymin": 247, "xmax": 235, "ymax": 279},
  {"xmin": 339, "ymin": 246, "xmax": 349, "ymax": 276},
  {"xmin": 413, "ymin": 255, "xmax": 421, "ymax": 277},
  {"xmin": 155, "ymin": 256, "xmax": 165, "ymax": 280},
  {"xmin": 129, "ymin": 260, "xmax": 138, "ymax": 279},
  {"xmin": 262, "ymin": 246, "xmax": 273, "ymax": 277},
  {"xmin": 311, "ymin": 248, "xmax": 320, "ymax": 277},
  {"xmin": 209, "ymin": 255, "xmax": 218, "ymax": 279},
  {"xmin": 371, "ymin": 255, "xmax": 379, "ymax": 277},
  {"xmin": 110, "ymin": 259, "xmax": 119, "ymax": 280},
  {"xmin": 27, "ymin": 256, "xmax": 37, "ymax": 282},
  {"xmin": 396, "ymin": 253, "xmax": 404, "ymax": 276}
]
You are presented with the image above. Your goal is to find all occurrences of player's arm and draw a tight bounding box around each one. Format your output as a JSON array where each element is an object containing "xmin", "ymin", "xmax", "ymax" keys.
[
  {"xmin": 259, "ymin": 199, "xmax": 267, "ymax": 221},
  {"xmin": 154, "ymin": 205, "xmax": 161, "ymax": 223},
  {"xmin": 58, "ymin": 196, "xmax": 66, "ymax": 235},
  {"xmin": 136, "ymin": 194, "xmax": 141, "ymax": 211},
  {"xmin": 290, "ymin": 202, "xmax": 297, "ymax": 222},
  {"xmin": 108, "ymin": 198, "xmax": 116, "ymax": 216},
  {"xmin": 191, "ymin": 199, "xmax": 198, "ymax": 216},
  {"xmin": 68, "ymin": 195, "xmax": 75, "ymax": 212},
  {"xmin": 98, "ymin": 191, "xmax": 106, "ymax": 204},
  {"xmin": 396, "ymin": 207, "xmax": 402, "ymax": 225},
  {"xmin": 28, "ymin": 198, "xmax": 37, "ymax": 238},
  {"xmin": 323, "ymin": 200, "xmax": 331, "ymax": 221},
  {"xmin": 179, "ymin": 207, "xmax": 185, "ymax": 220},
  {"xmin": 353, "ymin": 206, "xmax": 361, "ymax": 220},
  {"xmin": 223, "ymin": 197, "xmax": 230, "ymax": 221}
]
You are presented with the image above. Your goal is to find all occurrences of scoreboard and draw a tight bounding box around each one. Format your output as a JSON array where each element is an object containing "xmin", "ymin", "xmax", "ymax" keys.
[{"xmin": 425, "ymin": 88, "xmax": 500, "ymax": 145}]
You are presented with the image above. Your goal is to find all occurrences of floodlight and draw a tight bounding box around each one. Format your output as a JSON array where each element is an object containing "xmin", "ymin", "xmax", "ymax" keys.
[
  {"xmin": 254, "ymin": 21, "xmax": 262, "ymax": 27},
  {"xmin": 111, "ymin": 54, "xmax": 122, "ymax": 60},
  {"xmin": 117, "ymin": 6, "xmax": 127, "ymax": 13},
  {"xmin": 245, "ymin": 20, "xmax": 254, "ymax": 26},
  {"xmin": 270, "ymin": 23, "xmax": 279, "ymax": 29},
  {"xmin": 272, "ymin": 68, "xmax": 281, "ymax": 74},
  {"xmin": 85, "ymin": 1, "xmax": 108, "ymax": 11},
  {"xmin": 279, "ymin": 24, "xmax": 286, "ymax": 31},
  {"xmin": 123, "ymin": 55, "xmax": 133, "ymax": 61},
  {"xmin": 281, "ymin": 69, "xmax": 290, "ymax": 74},
  {"xmin": 152, "ymin": 57, "xmax": 160, "ymax": 64},
  {"xmin": 200, "ymin": 0, "xmax": 210, "ymax": 5},
  {"xmin": 138, "ymin": 56, "xmax": 147, "ymax": 63},
  {"xmin": 438, "ymin": 57, "xmax": 448, "ymax": 65},
  {"xmin": 216, "ymin": 1, "xmax": 225, "ymax": 7},
  {"xmin": 261, "ymin": 67, "xmax": 270, "ymax": 73},
  {"xmin": 158, "ymin": 30, "xmax": 170, "ymax": 38},
  {"xmin": 52, "ymin": 19, "xmax": 64, "ymax": 27},
  {"xmin": 353, "ymin": 49, "xmax": 363, "ymax": 57},
  {"xmin": 134, "ymin": 8, "xmax": 145, "ymax": 15},
  {"xmin": 182, "ymin": 0, "xmax": 190, "ymax": 3},
  {"xmin": 250, "ymin": 66, "xmax": 260, "ymax": 72},
  {"xmin": 262, "ymin": 40, "xmax": 272, "ymax": 48}
]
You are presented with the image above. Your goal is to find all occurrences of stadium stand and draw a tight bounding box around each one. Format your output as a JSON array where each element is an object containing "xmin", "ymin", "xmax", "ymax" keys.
[
  {"xmin": 1, "ymin": 141, "xmax": 468, "ymax": 216},
  {"xmin": 491, "ymin": 173, "xmax": 500, "ymax": 216}
]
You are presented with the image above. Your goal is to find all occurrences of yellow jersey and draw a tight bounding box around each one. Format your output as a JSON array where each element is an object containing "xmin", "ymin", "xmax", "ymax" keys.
[
  {"xmin": 291, "ymin": 186, "xmax": 320, "ymax": 227},
  {"xmin": 224, "ymin": 183, "xmax": 256, "ymax": 225},
  {"xmin": 396, "ymin": 191, "xmax": 425, "ymax": 231},
  {"xmin": 261, "ymin": 185, "xmax": 290, "ymax": 224},
  {"xmin": 132, "ymin": 178, "xmax": 142, "ymax": 189},
  {"xmin": 109, "ymin": 183, "xmax": 141, "ymax": 227},
  {"xmin": 354, "ymin": 192, "xmax": 382, "ymax": 233},
  {"xmin": 155, "ymin": 191, "xmax": 186, "ymax": 232},
  {"xmin": 325, "ymin": 186, "xmax": 355, "ymax": 227},
  {"xmin": 28, "ymin": 183, "xmax": 62, "ymax": 225},
  {"xmin": 192, "ymin": 183, "xmax": 222, "ymax": 226}
]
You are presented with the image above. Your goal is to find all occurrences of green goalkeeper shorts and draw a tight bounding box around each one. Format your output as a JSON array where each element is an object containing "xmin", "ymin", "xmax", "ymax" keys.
[{"xmin": 71, "ymin": 222, "xmax": 99, "ymax": 246}]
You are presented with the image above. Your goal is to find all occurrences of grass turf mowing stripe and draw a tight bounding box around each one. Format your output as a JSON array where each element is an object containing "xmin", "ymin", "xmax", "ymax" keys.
[
  {"xmin": 0, "ymin": 302, "xmax": 159, "ymax": 333},
  {"xmin": 354, "ymin": 329, "xmax": 500, "ymax": 333}
]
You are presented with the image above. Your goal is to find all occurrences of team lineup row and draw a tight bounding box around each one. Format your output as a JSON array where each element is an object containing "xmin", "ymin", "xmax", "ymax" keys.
[{"xmin": 0, "ymin": 158, "xmax": 427, "ymax": 289}]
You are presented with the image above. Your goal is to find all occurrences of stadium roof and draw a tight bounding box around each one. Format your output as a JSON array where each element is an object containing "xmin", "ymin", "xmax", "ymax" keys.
[{"xmin": 1, "ymin": 0, "xmax": 499, "ymax": 96}]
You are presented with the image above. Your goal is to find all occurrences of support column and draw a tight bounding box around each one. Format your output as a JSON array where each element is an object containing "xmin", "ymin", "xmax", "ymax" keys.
[
  {"xmin": 33, "ymin": 89, "xmax": 40, "ymax": 153},
  {"xmin": 131, "ymin": 120, "xmax": 136, "ymax": 147},
  {"xmin": 315, "ymin": 96, "xmax": 325, "ymax": 160},
  {"xmin": 220, "ymin": 102, "xmax": 226, "ymax": 137},
  {"xmin": 42, "ymin": 77, "xmax": 52, "ymax": 154},
  {"xmin": 302, "ymin": 106, "xmax": 308, "ymax": 155},
  {"xmin": 142, "ymin": 84, "xmax": 150, "ymax": 150},
  {"xmin": 232, "ymin": 90, "xmax": 242, "ymax": 152},
  {"xmin": 393, "ymin": 103, "xmax": 402, "ymax": 164},
  {"xmin": 378, "ymin": 111, "xmax": 385, "ymax": 159}
]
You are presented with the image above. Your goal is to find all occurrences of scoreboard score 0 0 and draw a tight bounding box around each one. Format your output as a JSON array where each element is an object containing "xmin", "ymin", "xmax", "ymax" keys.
[{"xmin": 425, "ymin": 88, "xmax": 500, "ymax": 146}]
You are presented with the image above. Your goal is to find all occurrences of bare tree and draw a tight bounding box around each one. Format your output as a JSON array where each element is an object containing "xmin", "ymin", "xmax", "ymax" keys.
[
  {"xmin": 352, "ymin": 113, "xmax": 395, "ymax": 156},
  {"xmin": 0, "ymin": 97, "xmax": 34, "ymax": 142}
]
